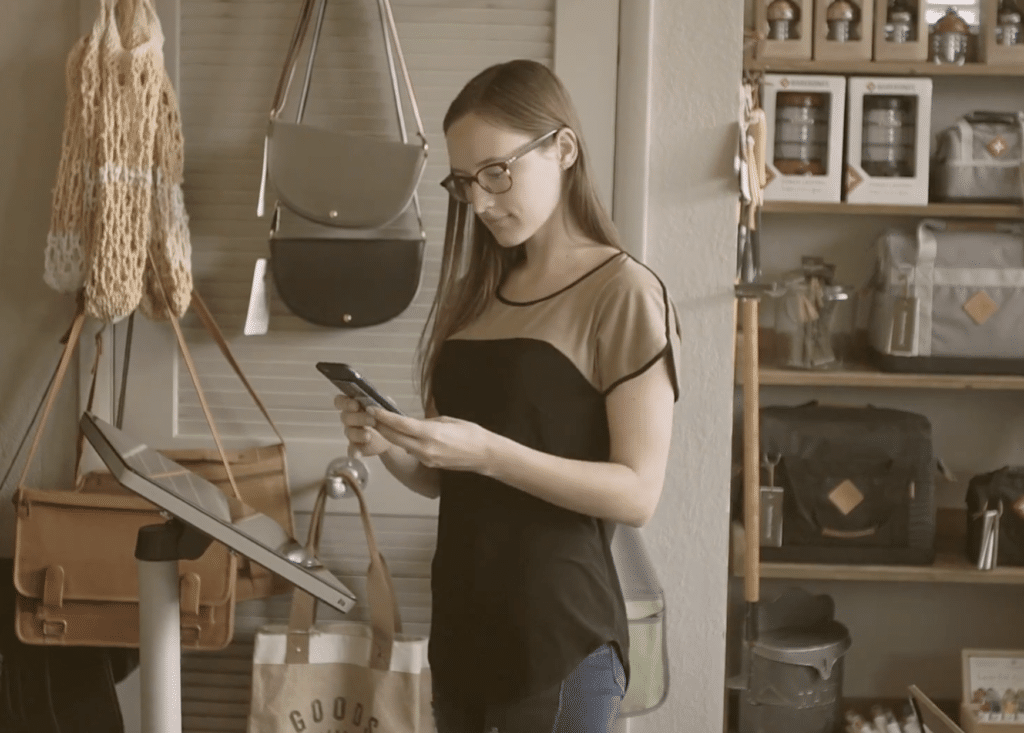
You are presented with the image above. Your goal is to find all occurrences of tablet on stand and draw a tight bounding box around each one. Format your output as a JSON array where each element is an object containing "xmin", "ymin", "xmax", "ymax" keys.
[{"xmin": 80, "ymin": 412, "xmax": 358, "ymax": 733}]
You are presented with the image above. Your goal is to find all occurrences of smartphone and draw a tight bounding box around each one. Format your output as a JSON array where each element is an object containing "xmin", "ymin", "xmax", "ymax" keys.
[{"xmin": 316, "ymin": 362, "xmax": 404, "ymax": 415}]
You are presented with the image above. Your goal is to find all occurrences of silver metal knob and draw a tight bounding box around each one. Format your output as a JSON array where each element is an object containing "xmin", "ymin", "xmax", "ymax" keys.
[{"xmin": 323, "ymin": 456, "xmax": 369, "ymax": 499}]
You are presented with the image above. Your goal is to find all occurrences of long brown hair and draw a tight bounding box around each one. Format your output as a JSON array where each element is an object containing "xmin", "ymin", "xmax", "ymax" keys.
[{"xmin": 417, "ymin": 59, "xmax": 621, "ymax": 406}]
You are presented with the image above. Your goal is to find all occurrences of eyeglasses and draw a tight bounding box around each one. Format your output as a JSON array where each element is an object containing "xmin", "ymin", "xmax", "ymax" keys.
[{"xmin": 440, "ymin": 129, "xmax": 560, "ymax": 204}]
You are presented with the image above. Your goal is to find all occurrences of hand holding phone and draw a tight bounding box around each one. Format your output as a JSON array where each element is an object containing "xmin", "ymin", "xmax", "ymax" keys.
[{"xmin": 316, "ymin": 362, "xmax": 404, "ymax": 415}]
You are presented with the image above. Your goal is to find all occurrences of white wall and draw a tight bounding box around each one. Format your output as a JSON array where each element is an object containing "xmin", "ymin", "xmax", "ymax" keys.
[
  {"xmin": 0, "ymin": 1, "xmax": 82, "ymax": 552},
  {"xmin": 619, "ymin": 1, "xmax": 743, "ymax": 731}
]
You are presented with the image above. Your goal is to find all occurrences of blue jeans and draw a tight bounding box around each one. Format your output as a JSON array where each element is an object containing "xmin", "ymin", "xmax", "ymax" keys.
[{"xmin": 432, "ymin": 643, "xmax": 627, "ymax": 733}]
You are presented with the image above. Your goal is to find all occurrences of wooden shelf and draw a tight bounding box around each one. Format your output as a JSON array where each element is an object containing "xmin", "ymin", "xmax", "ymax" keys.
[
  {"xmin": 730, "ymin": 520, "xmax": 1024, "ymax": 586},
  {"xmin": 744, "ymin": 58, "xmax": 1024, "ymax": 77},
  {"xmin": 754, "ymin": 364, "xmax": 1024, "ymax": 391},
  {"xmin": 762, "ymin": 201, "xmax": 1024, "ymax": 219}
]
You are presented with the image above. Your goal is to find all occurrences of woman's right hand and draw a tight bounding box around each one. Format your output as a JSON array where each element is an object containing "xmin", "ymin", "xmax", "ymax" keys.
[{"xmin": 335, "ymin": 395, "xmax": 393, "ymax": 457}]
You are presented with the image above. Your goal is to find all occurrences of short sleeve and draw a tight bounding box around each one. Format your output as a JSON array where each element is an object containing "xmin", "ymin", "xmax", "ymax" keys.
[{"xmin": 594, "ymin": 270, "xmax": 681, "ymax": 400}]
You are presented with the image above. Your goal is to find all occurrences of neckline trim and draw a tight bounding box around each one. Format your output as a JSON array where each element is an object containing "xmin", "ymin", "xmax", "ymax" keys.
[{"xmin": 496, "ymin": 251, "xmax": 627, "ymax": 306}]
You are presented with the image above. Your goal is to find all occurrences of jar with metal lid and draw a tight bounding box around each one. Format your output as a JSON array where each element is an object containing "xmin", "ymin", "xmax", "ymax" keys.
[
  {"xmin": 996, "ymin": 0, "xmax": 1023, "ymax": 46},
  {"xmin": 773, "ymin": 92, "xmax": 829, "ymax": 176},
  {"xmin": 766, "ymin": 0, "xmax": 801, "ymax": 40},
  {"xmin": 931, "ymin": 7, "xmax": 971, "ymax": 64},
  {"xmin": 826, "ymin": 0, "xmax": 859, "ymax": 42},
  {"xmin": 861, "ymin": 95, "xmax": 915, "ymax": 178},
  {"xmin": 884, "ymin": 0, "xmax": 917, "ymax": 43}
]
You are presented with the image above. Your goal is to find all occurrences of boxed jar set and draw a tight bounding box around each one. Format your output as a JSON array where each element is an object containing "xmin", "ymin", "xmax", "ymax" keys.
[
  {"xmin": 844, "ymin": 76, "xmax": 933, "ymax": 205},
  {"xmin": 762, "ymin": 74, "xmax": 847, "ymax": 203}
]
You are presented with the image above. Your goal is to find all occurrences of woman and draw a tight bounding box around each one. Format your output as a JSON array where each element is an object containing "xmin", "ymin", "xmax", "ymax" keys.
[{"xmin": 338, "ymin": 59, "xmax": 680, "ymax": 733}]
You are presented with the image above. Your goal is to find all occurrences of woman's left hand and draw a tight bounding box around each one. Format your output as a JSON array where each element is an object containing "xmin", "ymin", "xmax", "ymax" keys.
[{"xmin": 367, "ymin": 408, "xmax": 493, "ymax": 473}]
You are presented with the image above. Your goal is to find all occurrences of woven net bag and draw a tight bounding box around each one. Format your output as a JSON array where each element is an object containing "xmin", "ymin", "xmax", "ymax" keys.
[
  {"xmin": 139, "ymin": 67, "xmax": 192, "ymax": 320},
  {"xmin": 43, "ymin": 8, "xmax": 108, "ymax": 293},
  {"xmin": 83, "ymin": 0, "xmax": 165, "ymax": 322}
]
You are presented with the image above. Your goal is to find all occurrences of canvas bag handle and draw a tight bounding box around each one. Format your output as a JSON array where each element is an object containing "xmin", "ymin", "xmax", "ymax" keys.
[{"xmin": 285, "ymin": 459, "xmax": 404, "ymax": 670}]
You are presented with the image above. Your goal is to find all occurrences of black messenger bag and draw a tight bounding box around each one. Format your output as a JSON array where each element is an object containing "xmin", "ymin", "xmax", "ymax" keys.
[
  {"xmin": 965, "ymin": 466, "xmax": 1024, "ymax": 567},
  {"xmin": 759, "ymin": 403, "xmax": 937, "ymax": 565}
]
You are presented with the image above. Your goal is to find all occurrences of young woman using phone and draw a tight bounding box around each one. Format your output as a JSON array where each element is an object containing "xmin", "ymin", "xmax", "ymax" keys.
[{"xmin": 337, "ymin": 59, "xmax": 680, "ymax": 733}]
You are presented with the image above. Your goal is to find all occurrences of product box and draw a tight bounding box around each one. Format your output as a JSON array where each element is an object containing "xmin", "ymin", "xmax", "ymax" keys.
[
  {"xmin": 755, "ymin": 0, "xmax": 813, "ymax": 60},
  {"xmin": 872, "ymin": 0, "xmax": 930, "ymax": 61},
  {"xmin": 762, "ymin": 74, "xmax": 846, "ymax": 203},
  {"xmin": 979, "ymin": 0, "xmax": 1024, "ymax": 65},
  {"xmin": 844, "ymin": 76, "xmax": 932, "ymax": 205},
  {"xmin": 813, "ymin": 0, "xmax": 874, "ymax": 60},
  {"xmin": 961, "ymin": 649, "xmax": 1024, "ymax": 733}
]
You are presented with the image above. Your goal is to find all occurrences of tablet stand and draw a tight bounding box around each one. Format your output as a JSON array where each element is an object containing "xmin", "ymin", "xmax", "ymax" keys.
[{"xmin": 135, "ymin": 520, "xmax": 213, "ymax": 733}]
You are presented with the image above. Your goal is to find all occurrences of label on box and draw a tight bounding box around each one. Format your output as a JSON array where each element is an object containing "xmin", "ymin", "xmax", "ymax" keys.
[{"xmin": 969, "ymin": 657, "xmax": 1024, "ymax": 692}]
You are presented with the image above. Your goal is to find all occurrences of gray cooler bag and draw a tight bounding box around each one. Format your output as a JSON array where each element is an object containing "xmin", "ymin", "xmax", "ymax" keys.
[
  {"xmin": 869, "ymin": 219, "xmax": 1024, "ymax": 374},
  {"xmin": 932, "ymin": 111, "xmax": 1024, "ymax": 203}
]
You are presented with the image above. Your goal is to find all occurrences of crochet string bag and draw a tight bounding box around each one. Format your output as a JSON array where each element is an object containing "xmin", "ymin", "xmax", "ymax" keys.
[
  {"xmin": 84, "ymin": 0, "xmax": 165, "ymax": 323},
  {"xmin": 43, "ymin": 5, "xmax": 109, "ymax": 294},
  {"xmin": 139, "ymin": 66, "xmax": 192, "ymax": 321}
]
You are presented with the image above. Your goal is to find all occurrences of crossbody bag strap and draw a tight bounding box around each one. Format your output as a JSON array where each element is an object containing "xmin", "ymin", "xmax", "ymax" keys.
[
  {"xmin": 146, "ymin": 262, "xmax": 242, "ymax": 501},
  {"xmin": 17, "ymin": 300, "xmax": 88, "ymax": 491},
  {"xmin": 188, "ymin": 290, "xmax": 286, "ymax": 445}
]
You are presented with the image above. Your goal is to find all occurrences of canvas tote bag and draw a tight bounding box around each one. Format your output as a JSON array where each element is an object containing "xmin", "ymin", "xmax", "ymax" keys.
[{"xmin": 248, "ymin": 475, "xmax": 433, "ymax": 733}]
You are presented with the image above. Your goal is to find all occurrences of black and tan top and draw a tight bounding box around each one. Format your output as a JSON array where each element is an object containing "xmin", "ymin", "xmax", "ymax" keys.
[{"xmin": 429, "ymin": 250, "xmax": 681, "ymax": 705}]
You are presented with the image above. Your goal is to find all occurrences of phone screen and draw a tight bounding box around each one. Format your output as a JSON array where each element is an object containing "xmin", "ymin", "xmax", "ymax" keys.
[{"xmin": 316, "ymin": 362, "xmax": 404, "ymax": 415}]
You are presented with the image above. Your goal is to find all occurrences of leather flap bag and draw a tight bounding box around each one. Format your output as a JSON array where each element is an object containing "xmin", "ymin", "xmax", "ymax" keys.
[
  {"xmin": 12, "ymin": 290, "xmax": 297, "ymax": 649},
  {"xmin": 11, "ymin": 303, "xmax": 234, "ymax": 649},
  {"xmin": 268, "ymin": 204, "xmax": 424, "ymax": 328},
  {"xmin": 259, "ymin": 0, "xmax": 427, "ymax": 230}
]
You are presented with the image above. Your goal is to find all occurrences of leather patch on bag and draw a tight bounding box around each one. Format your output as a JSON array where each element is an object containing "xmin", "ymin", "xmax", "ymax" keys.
[
  {"xmin": 987, "ymin": 135, "xmax": 1010, "ymax": 158},
  {"xmin": 828, "ymin": 479, "xmax": 865, "ymax": 516},
  {"xmin": 963, "ymin": 290, "xmax": 999, "ymax": 325}
]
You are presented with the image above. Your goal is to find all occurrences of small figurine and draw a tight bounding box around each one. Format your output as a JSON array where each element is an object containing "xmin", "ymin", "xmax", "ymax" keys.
[
  {"xmin": 767, "ymin": 0, "xmax": 800, "ymax": 40},
  {"xmin": 931, "ymin": 7, "xmax": 971, "ymax": 64},
  {"xmin": 826, "ymin": 0, "xmax": 859, "ymax": 42}
]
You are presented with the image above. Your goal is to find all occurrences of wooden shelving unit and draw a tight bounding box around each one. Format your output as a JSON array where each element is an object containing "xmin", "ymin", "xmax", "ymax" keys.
[
  {"xmin": 730, "ymin": 513, "xmax": 1024, "ymax": 586},
  {"xmin": 753, "ymin": 364, "xmax": 1024, "ymax": 391},
  {"xmin": 743, "ymin": 58, "xmax": 1024, "ymax": 77},
  {"xmin": 762, "ymin": 201, "xmax": 1024, "ymax": 219}
]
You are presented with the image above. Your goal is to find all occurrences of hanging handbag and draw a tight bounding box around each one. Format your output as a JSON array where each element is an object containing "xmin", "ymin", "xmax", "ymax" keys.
[
  {"xmin": 12, "ymin": 291, "xmax": 297, "ymax": 650},
  {"xmin": 247, "ymin": 476, "xmax": 433, "ymax": 733},
  {"xmin": 259, "ymin": 0, "xmax": 427, "ymax": 230},
  {"xmin": 252, "ymin": 0, "xmax": 427, "ymax": 330},
  {"xmin": 0, "ymin": 351, "xmax": 134, "ymax": 733},
  {"xmin": 84, "ymin": 0, "xmax": 167, "ymax": 323},
  {"xmin": 43, "ymin": 1, "xmax": 108, "ymax": 294}
]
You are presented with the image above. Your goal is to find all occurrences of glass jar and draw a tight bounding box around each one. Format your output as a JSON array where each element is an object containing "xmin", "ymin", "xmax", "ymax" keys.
[
  {"xmin": 861, "ymin": 95, "xmax": 915, "ymax": 178},
  {"xmin": 884, "ymin": 0, "xmax": 917, "ymax": 43},
  {"xmin": 773, "ymin": 279, "xmax": 854, "ymax": 370},
  {"xmin": 996, "ymin": 1, "xmax": 1023, "ymax": 46},
  {"xmin": 766, "ymin": 0, "xmax": 800, "ymax": 40},
  {"xmin": 931, "ymin": 7, "xmax": 971, "ymax": 65},
  {"xmin": 826, "ymin": 0, "xmax": 859, "ymax": 42},
  {"xmin": 773, "ymin": 92, "xmax": 829, "ymax": 176}
]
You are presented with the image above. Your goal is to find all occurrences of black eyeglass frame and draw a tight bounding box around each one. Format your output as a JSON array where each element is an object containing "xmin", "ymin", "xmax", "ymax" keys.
[{"xmin": 439, "ymin": 128, "xmax": 561, "ymax": 203}]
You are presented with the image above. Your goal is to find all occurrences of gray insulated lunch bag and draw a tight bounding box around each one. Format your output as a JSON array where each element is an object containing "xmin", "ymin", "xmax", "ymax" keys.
[
  {"xmin": 759, "ymin": 403, "xmax": 936, "ymax": 566},
  {"xmin": 868, "ymin": 219, "xmax": 1024, "ymax": 375},
  {"xmin": 932, "ymin": 111, "xmax": 1024, "ymax": 203}
]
